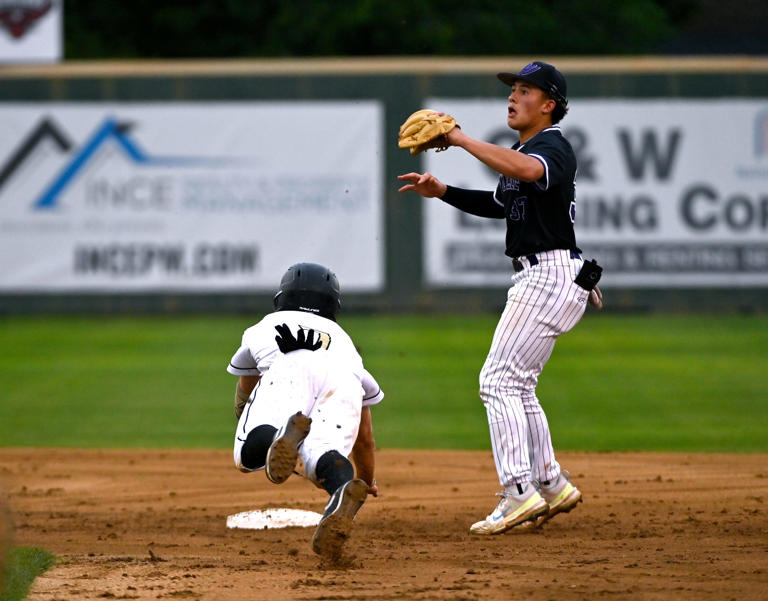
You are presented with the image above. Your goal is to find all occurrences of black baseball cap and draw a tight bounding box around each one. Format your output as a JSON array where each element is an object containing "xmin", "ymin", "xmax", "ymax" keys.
[{"xmin": 497, "ymin": 61, "xmax": 568, "ymax": 109}]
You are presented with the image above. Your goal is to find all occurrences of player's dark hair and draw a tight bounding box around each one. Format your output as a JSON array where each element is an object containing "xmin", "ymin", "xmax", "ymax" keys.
[
  {"xmin": 551, "ymin": 100, "xmax": 568, "ymax": 124},
  {"xmin": 273, "ymin": 262, "xmax": 341, "ymax": 321}
]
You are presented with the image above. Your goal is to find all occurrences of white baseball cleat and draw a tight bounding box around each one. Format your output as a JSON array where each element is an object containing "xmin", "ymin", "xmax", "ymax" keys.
[
  {"xmin": 264, "ymin": 412, "xmax": 311, "ymax": 484},
  {"xmin": 312, "ymin": 478, "xmax": 368, "ymax": 558},
  {"xmin": 469, "ymin": 488, "xmax": 549, "ymax": 535},
  {"xmin": 534, "ymin": 472, "xmax": 582, "ymax": 527}
]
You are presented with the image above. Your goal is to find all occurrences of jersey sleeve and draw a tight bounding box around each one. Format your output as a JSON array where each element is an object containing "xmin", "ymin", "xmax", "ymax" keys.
[
  {"xmin": 226, "ymin": 344, "xmax": 260, "ymax": 376},
  {"xmin": 440, "ymin": 186, "xmax": 504, "ymax": 218},
  {"xmin": 361, "ymin": 368, "xmax": 384, "ymax": 407},
  {"xmin": 523, "ymin": 133, "xmax": 571, "ymax": 192}
]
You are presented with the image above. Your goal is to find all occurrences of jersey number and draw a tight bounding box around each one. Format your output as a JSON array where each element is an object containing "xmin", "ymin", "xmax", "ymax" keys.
[{"xmin": 507, "ymin": 196, "xmax": 527, "ymax": 221}]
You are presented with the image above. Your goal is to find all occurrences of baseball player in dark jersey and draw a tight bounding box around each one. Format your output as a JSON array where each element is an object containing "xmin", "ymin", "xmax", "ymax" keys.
[{"xmin": 399, "ymin": 61, "xmax": 600, "ymax": 535}]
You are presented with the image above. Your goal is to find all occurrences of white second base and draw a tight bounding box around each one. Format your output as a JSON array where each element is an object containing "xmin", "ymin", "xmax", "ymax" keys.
[{"xmin": 226, "ymin": 508, "xmax": 323, "ymax": 530}]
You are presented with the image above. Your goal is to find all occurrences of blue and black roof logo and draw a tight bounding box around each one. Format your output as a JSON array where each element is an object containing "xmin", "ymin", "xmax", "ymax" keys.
[{"xmin": 0, "ymin": 115, "xmax": 228, "ymax": 210}]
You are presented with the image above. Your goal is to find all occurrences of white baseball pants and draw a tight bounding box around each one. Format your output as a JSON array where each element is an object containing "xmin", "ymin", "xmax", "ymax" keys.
[
  {"xmin": 479, "ymin": 249, "xmax": 588, "ymax": 489},
  {"xmin": 233, "ymin": 350, "xmax": 363, "ymax": 483}
]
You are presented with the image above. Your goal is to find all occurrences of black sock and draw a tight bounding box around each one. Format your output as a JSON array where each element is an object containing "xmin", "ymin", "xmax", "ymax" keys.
[
  {"xmin": 240, "ymin": 424, "xmax": 277, "ymax": 470},
  {"xmin": 315, "ymin": 450, "xmax": 354, "ymax": 495}
]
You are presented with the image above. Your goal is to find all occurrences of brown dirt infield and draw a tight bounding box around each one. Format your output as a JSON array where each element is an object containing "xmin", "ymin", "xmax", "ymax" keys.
[{"xmin": 1, "ymin": 448, "xmax": 767, "ymax": 601}]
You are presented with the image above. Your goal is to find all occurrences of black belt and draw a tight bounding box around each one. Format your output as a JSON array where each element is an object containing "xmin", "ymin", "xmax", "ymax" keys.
[{"xmin": 512, "ymin": 250, "xmax": 581, "ymax": 272}]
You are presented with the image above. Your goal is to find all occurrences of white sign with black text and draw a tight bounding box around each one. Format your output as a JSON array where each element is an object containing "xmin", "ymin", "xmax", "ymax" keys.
[
  {"xmin": 423, "ymin": 99, "xmax": 768, "ymax": 287},
  {"xmin": 0, "ymin": 102, "xmax": 384, "ymax": 292}
]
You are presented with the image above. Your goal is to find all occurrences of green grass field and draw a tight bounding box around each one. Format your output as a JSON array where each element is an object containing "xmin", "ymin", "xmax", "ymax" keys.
[
  {"xmin": 0, "ymin": 547, "xmax": 56, "ymax": 601},
  {"xmin": 0, "ymin": 314, "xmax": 766, "ymax": 452}
]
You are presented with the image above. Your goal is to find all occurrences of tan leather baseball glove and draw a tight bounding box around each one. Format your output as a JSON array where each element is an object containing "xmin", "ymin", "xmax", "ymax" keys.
[{"xmin": 398, "ymin": 109, "xmax": 457, "ymax": 155}]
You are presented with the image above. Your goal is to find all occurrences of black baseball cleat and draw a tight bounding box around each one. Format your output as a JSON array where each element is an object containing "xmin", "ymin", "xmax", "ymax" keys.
[
  {"xmin": 312, "ymin": 478, "xmax": 368, "ymax": 558},
  {"xmin": 264, "ymin": 412, "xmax": 312, "ymax": 484}
]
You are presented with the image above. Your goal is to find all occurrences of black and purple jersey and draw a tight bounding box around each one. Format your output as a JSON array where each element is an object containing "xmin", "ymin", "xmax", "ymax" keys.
[{"xmin": 441, "ymin": 125, "xmax": 580, "ymax": 259}]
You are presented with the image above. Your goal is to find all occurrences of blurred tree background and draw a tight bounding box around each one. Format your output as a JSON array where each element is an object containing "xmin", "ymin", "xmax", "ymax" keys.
[{"xmin": 64, "ymin": 0, "xmax": 767, "ymax": 59}]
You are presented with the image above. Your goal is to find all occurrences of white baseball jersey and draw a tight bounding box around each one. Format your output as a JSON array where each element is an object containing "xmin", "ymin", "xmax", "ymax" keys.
[{"xmin": 228, "ymin": 310, "xmax": 383, "ymax": 481}]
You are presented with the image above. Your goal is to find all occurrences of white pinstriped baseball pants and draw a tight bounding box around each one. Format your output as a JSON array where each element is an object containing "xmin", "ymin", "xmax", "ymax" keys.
[{"xmin": 479, "ymin": 249, "xmax": 588, "ymax": 489}]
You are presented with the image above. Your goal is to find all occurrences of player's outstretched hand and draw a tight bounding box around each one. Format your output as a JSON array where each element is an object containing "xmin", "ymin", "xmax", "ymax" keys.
[
  {"xmin": 397, "ymin": 172, "xmax": 448, "ymax": 198},
  {"xmin": 274, "ymin": 323, "xmax": 322, "ymax": 353}
]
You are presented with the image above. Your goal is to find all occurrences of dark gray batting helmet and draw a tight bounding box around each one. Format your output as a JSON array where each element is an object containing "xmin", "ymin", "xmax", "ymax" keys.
[{"xmin": 273, "ymin": 262, "xmax": 341, "ymax": 321}]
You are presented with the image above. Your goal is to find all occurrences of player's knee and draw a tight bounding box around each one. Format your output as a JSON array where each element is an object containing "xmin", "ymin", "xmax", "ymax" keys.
[
  {"xmin": 478, "ymin": 369, "xmax": 497, "ymax": 403},
  {"xmin": 315, "ymin": 450, "xmax": 354, "ymax": 495},
  {"xmin": 240, "ymin": 424, "xmax": 277, "ymax": 470},
  {"xmin": 479, "ymin": 370, "xmax": 520, "ymax": 406},
  {"xmin": 478, "ymin": 379, "xmax": 498, "ymax": 406}
]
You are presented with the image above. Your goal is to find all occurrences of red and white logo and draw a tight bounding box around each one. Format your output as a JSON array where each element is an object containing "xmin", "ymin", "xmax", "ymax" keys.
[{"xmin": 0, "ymin": 0, "xmax": 52, "ymax": 39}]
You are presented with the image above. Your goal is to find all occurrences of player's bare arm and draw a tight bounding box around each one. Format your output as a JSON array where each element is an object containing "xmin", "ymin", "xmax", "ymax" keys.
[
  {"xmin": 446, "ymin": 127, "xmax": 545, "ymax": 182},
  {"xmin": 234, "ymin": 375, "xmax": 260, "ymax": 418},
  {"xmin": 237, "ymin": 375, "xmax": 260, "ymax": 397},
  {"xmin": 350, "ymin": 407, "xmax": 377, "ymax": 496}
]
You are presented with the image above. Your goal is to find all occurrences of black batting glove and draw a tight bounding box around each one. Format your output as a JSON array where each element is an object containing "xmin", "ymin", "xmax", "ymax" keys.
[{"xmin": 274, "ymin": 323, "xmax": 322, "ymax": 354}]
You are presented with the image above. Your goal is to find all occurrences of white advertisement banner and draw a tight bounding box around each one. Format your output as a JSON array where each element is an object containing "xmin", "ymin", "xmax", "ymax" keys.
[
  {"xmin": 0, "ymin": 102, "xmax": 383, "ymax": 291},
  {"xmin": 424, "ymin": 99, "xmax": 768, "ymax": 287},
  {"xmin": 0, "ymin": 0, "xmax": 62, "ymax": 63}
]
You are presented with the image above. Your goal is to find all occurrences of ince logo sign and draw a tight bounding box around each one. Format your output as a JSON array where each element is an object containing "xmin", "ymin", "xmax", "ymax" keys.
[{"xmin": 0, "ymin": 115, "xmax": 230, "ymax": 211}]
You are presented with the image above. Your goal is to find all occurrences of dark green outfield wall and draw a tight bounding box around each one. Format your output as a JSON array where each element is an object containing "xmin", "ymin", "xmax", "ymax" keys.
[{"xmin": 1, "ymin": 57, "xmax": 767, "ymax": 314}]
